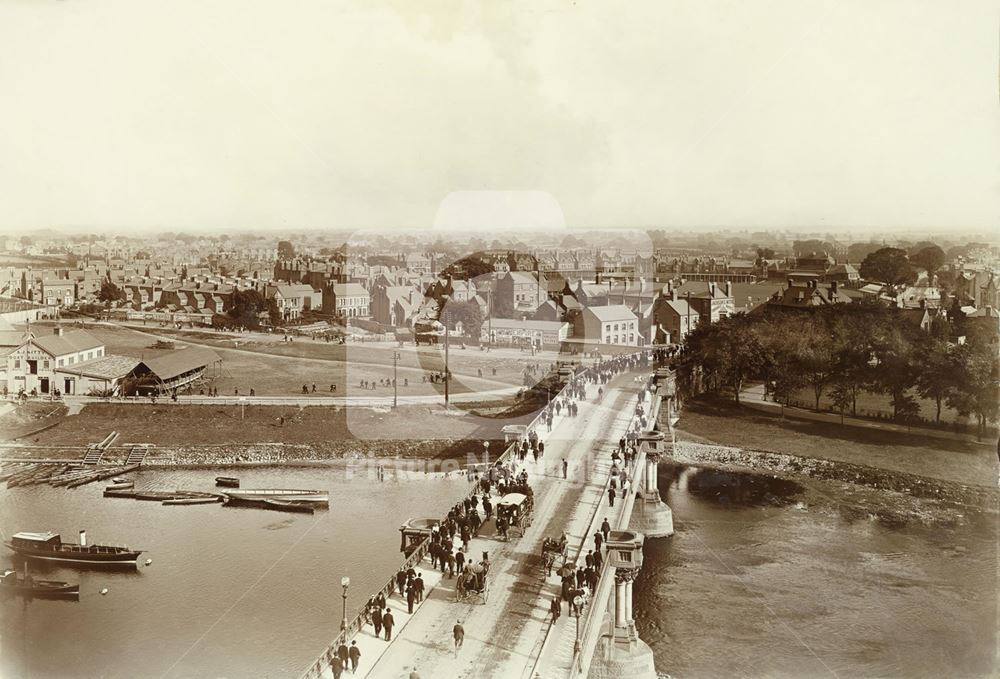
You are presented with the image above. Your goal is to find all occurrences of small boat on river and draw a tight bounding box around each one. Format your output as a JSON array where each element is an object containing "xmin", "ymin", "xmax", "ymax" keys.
[
  {"xmin": 105, "ymin": 481, "xmax": 134, "ymax": 491},
  {"xmin": 1, "ymin": 569, "xmax": 79, "ymax": 599},
  {"xmin": 215, "ymin": 477, "xmax": 240, "ymax": 488},
  {"xmin": 162, "ymin": 497, "xmax": 222, "ymax": 506},
  {"xmin": 223, "ymin": 489, "xmax": 328, "ymax": 505},
  {"xmin": 262, "ymin": 499, "xmax": 315, "ymax": 514},
  {"xmin": 222, "ymin": 496, "xmax": 316, "ymax": 514}
]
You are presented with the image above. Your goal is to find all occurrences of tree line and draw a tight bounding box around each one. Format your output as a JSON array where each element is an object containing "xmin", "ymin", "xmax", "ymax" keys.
[{"xmin": 675, "ymin": 304, "xmax": 999, "ymax": 438}]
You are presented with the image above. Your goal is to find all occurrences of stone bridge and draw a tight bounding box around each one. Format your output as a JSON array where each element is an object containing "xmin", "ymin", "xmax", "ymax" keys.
[{"xmin": 299, "ymin": 362, "xmax": 679, "ymax": 679}]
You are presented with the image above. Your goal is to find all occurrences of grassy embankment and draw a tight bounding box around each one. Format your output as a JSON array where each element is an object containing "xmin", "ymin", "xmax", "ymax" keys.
[
  {"xmin": 676, "ymin": 396, "xmax": 996, "ymax": 488},
  {"xmin": 0, "ymin": 398, "xmax": 530, "ymax": 464}
]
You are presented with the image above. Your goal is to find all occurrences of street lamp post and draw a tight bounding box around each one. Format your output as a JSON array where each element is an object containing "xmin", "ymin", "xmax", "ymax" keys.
[
  {"xmin": 340, "ymin": 576, "xmax": 350, "ymax": 631},
  {"xmin": 392, "ymin": 352, "xmax": 400, "ymax": 408}
]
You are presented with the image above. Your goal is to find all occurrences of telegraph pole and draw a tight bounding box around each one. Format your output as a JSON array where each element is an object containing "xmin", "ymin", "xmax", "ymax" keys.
[
  {"xmin": 444, "ymin": 312, "xmax": 450, "ymax": 407},
  {"xmin": 392, "ymin": 351, "xmax": 400, "ymax": 408},
  {"xmin": 487, "ymin": 281, "xmax": 493, "ymax": 345}
]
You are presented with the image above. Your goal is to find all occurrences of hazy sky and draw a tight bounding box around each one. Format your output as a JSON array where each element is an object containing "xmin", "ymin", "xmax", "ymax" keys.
[{"xmin": 0, "ymin": 0, "xmax": 996, "ymax": 235}]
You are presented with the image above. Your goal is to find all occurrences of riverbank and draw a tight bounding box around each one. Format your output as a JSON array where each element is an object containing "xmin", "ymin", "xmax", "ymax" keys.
[
  {"xmin": 676, "ymin": 396, "xmax": 997, "ymax": 488},
  {"xmin": 672, "ymin": 440, "xmax": 998, "ymax": 524},
  {"xmin": 2, "ymin": 401, "xmax": 514, "ymax": 447}
]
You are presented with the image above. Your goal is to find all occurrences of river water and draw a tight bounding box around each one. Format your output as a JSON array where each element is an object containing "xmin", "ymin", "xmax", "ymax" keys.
[
  {"xmin": 634, "ymin": 463, "xmax": 998, "ymax": 678},
  {"xmin": 0, "ymin": 466, "xmax": 472, "ymax": 679}
]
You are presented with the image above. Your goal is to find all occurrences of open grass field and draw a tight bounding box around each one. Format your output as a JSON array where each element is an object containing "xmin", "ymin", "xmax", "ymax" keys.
[
  {"xmin": 676, "ymin": 397, "xmax": 996, "ymax": 488},
  {"xmin": 49, "ymin": 322, "xmax": 535, "ymax": 397},
  {"xmin": 789, "ymin": 386, "xmax": 966, "ymax": 426}
]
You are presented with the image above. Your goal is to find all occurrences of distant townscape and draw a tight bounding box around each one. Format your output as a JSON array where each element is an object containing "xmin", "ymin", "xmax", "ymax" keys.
[{"xmin": 0, "ymin": 232, "xmax": 997, "ymax": 418}]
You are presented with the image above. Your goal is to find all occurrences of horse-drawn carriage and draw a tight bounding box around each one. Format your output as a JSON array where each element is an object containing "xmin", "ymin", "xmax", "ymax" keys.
[
  {"xmin": 541, "ymin": 533, "xmax": 568, "ymax": 576},
  {"xmin": 455, "ymin": 560, "xmax": 490, "ymax": 604},
  {"xmin": 496, "ymin": 492, "xmax": 533, "ymax": 540}
]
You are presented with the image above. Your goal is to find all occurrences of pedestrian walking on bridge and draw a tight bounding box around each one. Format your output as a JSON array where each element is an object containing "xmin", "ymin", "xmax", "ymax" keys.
[
  {"xmin": 348, "ymin": 641, "xmax": 360, "ymax": 673},
  {"xmin": 453, "ymin": 620, "xmax": 465, "ymax": 652},
  {"xmin": 372, "ymin": 602, "xmax": 383, "ymax": 637},
  {"xmin": 550, "ymin": 595, "xmax": 561, "ymax": 623},
  {"xmin": 329, "ymin": 655, "xmax": 344, "ymax": 679},
  {"xmin": 601, "ymin": 518, "xmax": 611, "ymax": 542},
  {"xmin": 382, "ymin": 608, "xmax": 395, "ymax": 641}
]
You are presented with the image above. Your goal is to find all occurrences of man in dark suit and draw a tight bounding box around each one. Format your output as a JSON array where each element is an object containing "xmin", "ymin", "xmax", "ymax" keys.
[
  {"xmin": 337, "ymin": 641, "xmax": 349, "ymax": 669},
  {"xmin": 396, "ymin": 568, "xmax": 407, "ymax": 596},
  {"xmin": 348, "ymin": 641, "xmax": 361, "ymax": 673},
  {"xmin": 329, "ymin": 655, "xmax": 344, "ymax": 679},
  {"xmin": 406, "ymin": 583, "xmax": 416, "ymax": 614},
  {"xmin": 414, "ymin": 573, "xmax": 425, "ymax": 602},
  {"xmin": 382, "ymin": 608, "xmax": 395, "ymax": 641}
]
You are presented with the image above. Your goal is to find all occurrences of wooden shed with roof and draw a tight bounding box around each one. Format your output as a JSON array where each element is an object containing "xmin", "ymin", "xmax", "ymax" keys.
[{"xmin": 124, "ymin": 346, "xmax": 223, "ymax": 395}]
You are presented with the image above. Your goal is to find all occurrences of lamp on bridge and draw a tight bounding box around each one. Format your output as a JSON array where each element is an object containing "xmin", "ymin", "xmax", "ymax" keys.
[{"xmin": 340, "ymin": 576, "xmax": 350, "ymax": 631}]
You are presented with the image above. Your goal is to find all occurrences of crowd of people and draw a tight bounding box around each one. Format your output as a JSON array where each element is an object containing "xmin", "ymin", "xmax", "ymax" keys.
[{"xmin": 328, "ymin": 350, "xmax": 658, "ymax": 677}]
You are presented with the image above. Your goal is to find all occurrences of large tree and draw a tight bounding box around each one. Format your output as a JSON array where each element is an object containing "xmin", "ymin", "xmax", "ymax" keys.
[
  {"xmin": 682, "ymin": 315, "xmax": 766, "ymax": 404},
  {"xmin": 910, "ymin": 245, "xmax": 945, "ymax": 275},
  {"xmin": 913, "ymin": 331, "xmax": 957, "ymax": 423},
  {"xmin": 847, "ymin": 241, "xmax": 883, "ymax": 264},
  {"xmin": 227, "ymin": 289, "xmax": 273, "ymax": 329},
  {"xmin": 870, "ymin": 322, "xmax": 919, "ymax": 420},
  {"xmin": 443, "ymin": 300, "xmax": 484, "ymax": 340},
  {"xmin": 859, "ymin": 247, "xmax": 917, "ymax": 286},
  {"xmin": 947, "ymin": 328, "xmax": 1000, "ymax": 439},
  {"xmin": 790, "ymin": 316, "xmax": 839, "ymax": 411},
  {"xmin": 98, "ymin": 280, "xmax": 123, "ymax": 304}
]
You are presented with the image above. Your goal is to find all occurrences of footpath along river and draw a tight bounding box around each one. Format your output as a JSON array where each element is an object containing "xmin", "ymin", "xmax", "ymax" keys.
[
  {"xmin": 634, "ymin": 462, "xmax": 998, "ymax": 678},
  {"xmin": 0, "ymin": 465, "xmax": 473, "ymax": 679}
]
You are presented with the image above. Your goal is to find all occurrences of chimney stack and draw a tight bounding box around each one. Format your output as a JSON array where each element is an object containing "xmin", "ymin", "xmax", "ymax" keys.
[
  {"xmin": 831, "ymin": 280, "xmax": 838, "ymax": 294},
  {"xmin": 671, "ymin": 288, "xmax": 678, "ymax": 302},
  {"xmin": 53, "ymin": 326, "xmax": 64, "ymax": 337},
  {"xmin": 79, "ymin": 530, "xmax": 87, "ymax": 547},
  {"xmin": 725, "ymin": 281, "xmax": 733, "ymax": 298}
]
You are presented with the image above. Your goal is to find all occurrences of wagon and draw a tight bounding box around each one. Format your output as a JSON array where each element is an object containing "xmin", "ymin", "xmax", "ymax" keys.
[
  {"xmin": 455, "ymin": 561, "xmax": 490, "ymax": 604},
  {"xmin": 541, "ymin": 533, "xmax": 568, "ymax": 576},
  {"xmin": 496, "ymin": 492, "xmax": 533, "ymax": 539}
]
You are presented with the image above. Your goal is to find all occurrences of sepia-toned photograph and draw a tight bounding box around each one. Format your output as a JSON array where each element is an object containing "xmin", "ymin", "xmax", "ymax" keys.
[{"xmin": 0, "ymin": 1, "xmax": 997, "ymax": 678}]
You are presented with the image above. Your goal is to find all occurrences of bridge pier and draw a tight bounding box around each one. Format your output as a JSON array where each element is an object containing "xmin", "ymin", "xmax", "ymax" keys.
[
  {"xmin": 589, "ymin": 532, "xmax": 658, "ymax": 679},
  {"xmin": 630, "ymin": 430, "xmax": 674, "ymax": 538}
]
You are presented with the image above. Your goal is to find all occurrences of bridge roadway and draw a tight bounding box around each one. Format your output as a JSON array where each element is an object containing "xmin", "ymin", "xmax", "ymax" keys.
[{"xmin": 322, "ymin": 373, "xmax": 643, "ymax": 679}]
